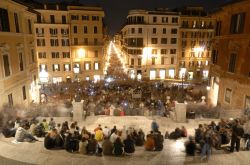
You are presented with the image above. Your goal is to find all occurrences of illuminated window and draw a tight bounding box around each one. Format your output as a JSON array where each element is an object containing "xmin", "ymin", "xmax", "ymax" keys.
[
  {"xmin": 64, "ymin": 64, "xmax": 71, "ymax": 71},
  {"xmin": 94, "ymin": 62, "xmax": 99, "ymax": 70},
  {"xmin": 52, "ymin": 64, "xmax": 60, "ymax": 71},
  {"xmin": 85, "ymin": 62, "xmax": 90, "ymax": 70}
]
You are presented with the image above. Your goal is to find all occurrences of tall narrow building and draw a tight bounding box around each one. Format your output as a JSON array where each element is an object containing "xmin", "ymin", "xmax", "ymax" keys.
[
  {"xmin": 120, "ymin": 9, "xmax": 180, "ymax": 80},
  {"xmin": 178, "ymin": 7, "xmax": 215, "ymax": 81},
  {"xmin": 0, "ymin": 0, "xmax": 39, "ymax": 107},
  {"xmin": 209, "ymin": 0, "xmax": 250, "ymax": 109},
  {"xmin": 35, "ymin": 3, "xmax": 105, "ymax": 83}
]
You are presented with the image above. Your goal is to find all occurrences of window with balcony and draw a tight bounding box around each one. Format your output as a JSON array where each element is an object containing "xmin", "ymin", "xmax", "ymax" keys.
[
  {"xmin": 36, "ymin": 39, "xmax": 45, "ymax": 46},
  {"xmin": 36, "ymin": 28, "xmax": 44, "ymax": 37},
  {"xmin": 62, "ymin": 52, "xmax": 70, "ymax": 58},
  {"xmin": 52, "ymin": 64, "xmax": 60, "ymax": 71},
  {"xmin": 50, "ymin": 39, "xmax": 59, "ymax": 46},
  {"xmin": 64, "ymin": 64, "xmax": 71, "ymax": 71},
  {"xmin": 61, "ymin": 28, "xmax": 69, "ymax": 36},
  {"xmin": 61, "ymin": 39, "xmax": 69, "ymax": 46},
  {"xmin": 127, "ymin": 38, "xmax": 143, "ymax": 47},
  {"xmin": 51, "ymin": 52, "xmax": 59, "ymax": 58},
  {"xmin": 50, "ymin": 28, "xmax": 58, "ymax": 36},
  {"xmin": 38, "ymin": 52, "xmax": 46, "ymax": 59}
]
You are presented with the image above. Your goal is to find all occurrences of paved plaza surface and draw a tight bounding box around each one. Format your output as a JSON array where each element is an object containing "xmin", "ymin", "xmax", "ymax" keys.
[{"xmin": 0, "ymin": 116, "xmax": 249, "ymax": 165}]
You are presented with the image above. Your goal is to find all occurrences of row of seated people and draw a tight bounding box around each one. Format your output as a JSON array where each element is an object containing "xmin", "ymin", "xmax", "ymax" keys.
[{"xmin": 44, "ymin": 122, "xmax": 165, "ymax": 155}]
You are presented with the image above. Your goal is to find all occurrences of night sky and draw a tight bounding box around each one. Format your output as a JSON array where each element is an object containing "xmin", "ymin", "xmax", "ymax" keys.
[{"xmin": 37, "ymin": 0, "xmax": 229, "ymax": 35}]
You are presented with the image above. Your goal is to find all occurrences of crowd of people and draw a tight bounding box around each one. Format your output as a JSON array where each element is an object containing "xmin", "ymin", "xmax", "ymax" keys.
[
  {"xmin": 2, "ymin": 117, "xmax": 165, "ymax": 156},
  {"xmin": 2, "ymin": 116, "xmax": 250, "ymax": 160},
  {"xmin": 184, "ymin": 117, "xmax": 250, "ymax": 161}
]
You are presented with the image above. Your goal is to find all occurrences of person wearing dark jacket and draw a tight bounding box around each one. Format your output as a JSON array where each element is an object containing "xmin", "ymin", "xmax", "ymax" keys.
[
  {"xmin": 230, "ymin": 120, "xmax": 244, "ymax": 152},
  {"xmin": 34, "ymin": 123, "xmax": 46, "ymax": 137},
  {"xmin": 124, "ymin": 135, "xmax": 135, "ymax": 154},
  {"xmin": 136, "ymin": 129, "xmax": 145, "ymax": 146},
  {"xmin": 185, "ymin": 136, "xmax": 196, "ymax": 156},
  {"xmin": 154, "ymin": 132, "xmax": 164, "ymax": 151},
  {"xmin": 64, "ymin": 132, "xmax": 80, "ymax": 153},
  {"xmin": 87, "ymin": 134, "xmax": 98, "ymax": 154},
  {"xmin": 113, "ymin": 137, "xmax": 124, "ymax": 156},
  {"xmin": 102, "ymin": 137, "xmax": 113, "ymax": 155},
  {"xmin": 44, "ymin": 129, "xmax": 64, "ymax": 149}
]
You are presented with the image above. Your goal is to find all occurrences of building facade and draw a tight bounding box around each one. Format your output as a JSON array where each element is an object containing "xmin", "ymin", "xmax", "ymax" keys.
[
  {"xmin": 178, "ymin": 7, "xmax": 215, "ymax": 81},
  {"xmin": 0, "ymin": 0, "xmax": 39, "ymax": 107},
  {"xmin": 35, "ymin": 3, "xmax": 105, "ymax": 83},
  {"xmin": 120, "ymin": 9, "xmax": 180, "ymax": 80},
  {"xmin": 209, "ymin": 0, "xmax": 250, "ymax": 110}
]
